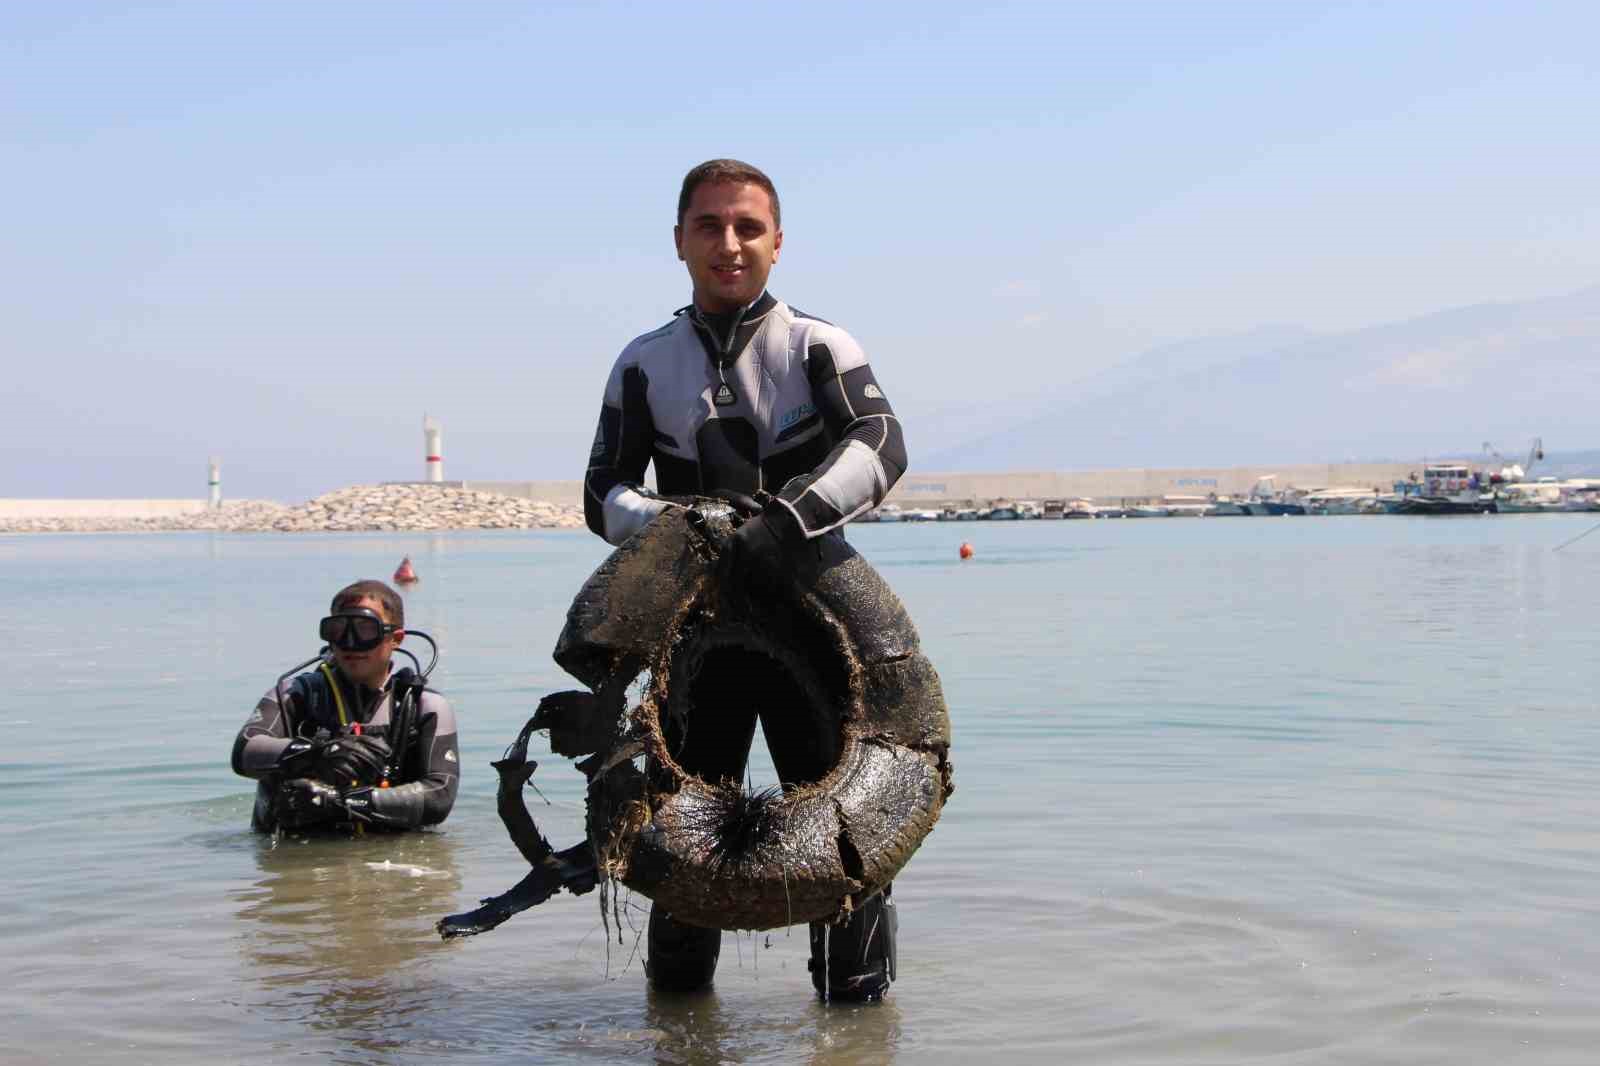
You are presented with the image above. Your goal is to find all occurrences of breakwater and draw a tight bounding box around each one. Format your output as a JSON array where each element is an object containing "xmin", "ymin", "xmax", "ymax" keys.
[{"xmin": 0, "ymin": 483, "xmax": 584, "ymax": 534}]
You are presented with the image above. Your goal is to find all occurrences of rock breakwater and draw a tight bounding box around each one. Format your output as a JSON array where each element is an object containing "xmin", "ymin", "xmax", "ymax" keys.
[{"xmin": 0, "ymin": 484, "xmax": 585, "ymax": 534}]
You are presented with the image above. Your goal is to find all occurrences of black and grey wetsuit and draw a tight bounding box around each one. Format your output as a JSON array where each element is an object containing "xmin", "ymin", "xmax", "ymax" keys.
[
  {"xmin": 232, "ymin": 664, "xmax": 460, "ymax": 832},
  {"xmin": 586, "ymin": 291, "xmax": 903, "ymax": 1000},
  {"xmin": 584, "ymin": 291, "xmax": 908, "ymax": 545}
]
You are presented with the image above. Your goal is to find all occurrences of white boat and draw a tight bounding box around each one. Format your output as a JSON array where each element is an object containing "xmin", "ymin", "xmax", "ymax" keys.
[
  {"xmin": 1125, "ymin": 503, "xmax": 1168, "ymax": 518},
  {"xmin": 873, "ymin": 503, "xmax": 904, "ymax": 523},
  {"xmin": 1302, "ymin": 487, "xmax": 1385, "ymax": 515},
  {"xmin": 988, "ymin": 500, "xmax": 1020, "ymax": 520},
  {"xmin": 1495, "ymin": 482, "xmax": 1562, "ymax": 513},
  {"xmin": 1064, "ymin": 498, "xmax": 1098, "ymax": 519},
  {"xmin": 1161, "ymin": 494, "xmax": 1211, "ymax": 517}
]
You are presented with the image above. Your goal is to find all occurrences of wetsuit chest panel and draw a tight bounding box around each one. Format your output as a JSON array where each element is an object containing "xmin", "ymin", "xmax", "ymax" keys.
[
  {"xmin": 641, "ymin": 313, "xmax": 827, "ymax": 474},
  {"xmin": 695, "ymin": 418, "xmax": 762, "ymax": 494}
]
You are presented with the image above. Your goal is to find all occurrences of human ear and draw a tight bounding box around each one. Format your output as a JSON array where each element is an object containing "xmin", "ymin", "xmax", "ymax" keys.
[{"xmin": 673, "ymin": 224, "xmax": 684, "ymax": 261}]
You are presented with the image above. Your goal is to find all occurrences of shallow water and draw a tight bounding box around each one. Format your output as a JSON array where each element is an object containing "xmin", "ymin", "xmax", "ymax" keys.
[{"xmin": 4, "ymin": 516, "xmax": 1599, "ymax": 1064}]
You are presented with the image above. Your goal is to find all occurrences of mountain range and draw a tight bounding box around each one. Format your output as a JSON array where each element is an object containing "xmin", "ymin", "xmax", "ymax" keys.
[{"xmin": 922, "ymin": 285, "xmax": 1600, "ymax": 472}]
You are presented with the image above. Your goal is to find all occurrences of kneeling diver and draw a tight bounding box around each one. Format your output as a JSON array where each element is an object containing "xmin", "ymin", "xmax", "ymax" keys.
[{"xmin": 232, "ymin": 579, "xmax": 459, "ymax": 833}]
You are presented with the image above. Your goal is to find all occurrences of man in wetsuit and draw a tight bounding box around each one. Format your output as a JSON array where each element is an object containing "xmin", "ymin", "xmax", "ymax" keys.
[
  {"xmin": 584, "ymin": 159, "xmax": 907, "ymax": 1002},
  {"xmin": 232, "ymin": 580, "xmax": 459, "ymax": 833}
]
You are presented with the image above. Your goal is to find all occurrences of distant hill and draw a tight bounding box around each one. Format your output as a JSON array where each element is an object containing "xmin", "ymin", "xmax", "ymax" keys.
[{"xmin": 924, "ymin": 285, "xmax": 1600, "ymax": 472}]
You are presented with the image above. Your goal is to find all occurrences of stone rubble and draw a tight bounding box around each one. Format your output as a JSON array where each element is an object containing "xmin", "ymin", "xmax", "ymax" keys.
[{"xmin": 0, "ymin": 484, "xmax": 586, "ymax": 534}]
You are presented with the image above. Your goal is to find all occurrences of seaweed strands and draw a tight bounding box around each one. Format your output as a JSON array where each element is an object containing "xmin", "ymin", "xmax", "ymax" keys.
[{"xmin": 436, "ymin": 499, "xmax": 952, "ymax": 940}]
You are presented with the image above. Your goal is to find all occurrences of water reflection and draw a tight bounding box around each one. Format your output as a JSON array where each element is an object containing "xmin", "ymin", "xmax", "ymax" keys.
[
  {"xmin": 641, "ymin": 983, "xmax": 904, "ymax": 1065},
  {"xmin": 233, "ymin": 832, "xmax": 462, "ymax": 1056}
]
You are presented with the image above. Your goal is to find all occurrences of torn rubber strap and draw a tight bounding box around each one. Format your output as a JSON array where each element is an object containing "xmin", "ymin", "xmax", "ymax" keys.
[
  {"xmin": 434, "ymin": 704, "xmax": 602, "ymax": 940},
  {"xmin": 435, "ymin": 840, "xmax": 597, "ymax": 939}
]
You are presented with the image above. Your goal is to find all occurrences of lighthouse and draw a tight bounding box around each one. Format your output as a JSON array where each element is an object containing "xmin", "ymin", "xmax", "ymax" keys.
[
  {"xmin": 423, "ymin": 416, "xmax": 443, "ymax": 482},
  {"xmin": 208, "ymin": 457, "xmax": 222, "ymax": 509}
]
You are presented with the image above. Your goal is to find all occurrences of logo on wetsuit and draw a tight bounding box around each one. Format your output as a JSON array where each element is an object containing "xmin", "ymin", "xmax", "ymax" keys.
[{"xmin": 779, "ymin": 402, "xmax": 816, "ymax": 430}]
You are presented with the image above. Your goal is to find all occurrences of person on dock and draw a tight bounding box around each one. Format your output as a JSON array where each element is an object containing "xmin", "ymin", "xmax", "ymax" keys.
[
  {"xmin": 582, "ymin": 159, "xmax": 907, "ymax": 1002},
  {"xmin": 231, "ymin": 580, "xmax": 459, "ymax": 834}
]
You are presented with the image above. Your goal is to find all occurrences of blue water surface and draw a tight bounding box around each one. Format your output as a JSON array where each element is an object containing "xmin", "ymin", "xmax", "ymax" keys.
[{"xmin": 3, "ymin": 515, "xmax": 1599, "ymax": 1065}]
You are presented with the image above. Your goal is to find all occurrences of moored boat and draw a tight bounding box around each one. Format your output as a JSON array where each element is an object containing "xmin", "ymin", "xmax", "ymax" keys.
[{"xmin": 1391, "ymin": 464, "xmax": 1496, "ymax": 514}]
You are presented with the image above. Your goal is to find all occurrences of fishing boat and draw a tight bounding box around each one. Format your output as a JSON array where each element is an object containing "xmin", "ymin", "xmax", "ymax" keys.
[
  {"xmin": 1242, "ymin": 475, "xmax": 1306, "ymax": 515},
  {"xmin": 988, "ymin": 500, "xmax": 1020, "ymax": 520},
  {"xmin": 1204, "ymin": 496, "xmax": 1250, "ymax": 516},
  {"xmin": 1389, "ymin": 464, "xmax": 1496, "ymax": 514}
]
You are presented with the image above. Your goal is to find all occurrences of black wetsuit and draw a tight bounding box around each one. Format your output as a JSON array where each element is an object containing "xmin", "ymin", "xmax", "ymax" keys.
[
  {"xmin": 586, "ymin": 292, "xmax": 902, "ymax": 1000},
  {"xmin": 232, "ymin": 663, "xmax": 460, "ymax": 833},
  {"xmin": 585, "ymin": 292, "xmax": 907, "ymax": 546}
]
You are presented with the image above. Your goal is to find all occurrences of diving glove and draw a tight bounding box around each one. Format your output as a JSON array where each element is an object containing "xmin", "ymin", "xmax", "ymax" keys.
[
  {"xmin": 276, "ymin": 737, "xmax": 324, "ymax": 774},
  {"xmin": 315, "ymin": 734, "xmax": 392, "ymax": 789},
  {"xmin": 277, "ymin": 778, "xmax": 347, "ymax": 825}
]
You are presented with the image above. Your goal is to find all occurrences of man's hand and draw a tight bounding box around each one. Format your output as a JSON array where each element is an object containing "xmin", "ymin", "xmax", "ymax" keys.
[
  {"xmin": 278, "ymin": 778, "xmax": 347, "ymax": 825},
  {"xmin": 314, "ymin": 734, "xmax": 392, "ymax": 789},
  {"xmin": 276, "ymin": 737, "xmax": 325, "ymax": 775},
  {"xmin": 711, "ymin": 490, "xmax": 768, "ymax": 518},
  {"xmin": 340, "ymin": 786, "xmax": 389, "ymax": 825},
  {"xmin": 724, "ymin": 511, "xmax": 787, "ymax": 577}
]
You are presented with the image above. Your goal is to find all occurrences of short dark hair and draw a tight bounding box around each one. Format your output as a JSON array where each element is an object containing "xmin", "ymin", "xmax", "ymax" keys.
[
  {"xmin": 677, "ymin": 159, "xmax": 781, "ymax": 229},
  {"xmin": 330, "ymin": 580, "xmax": 404, "ymax": 628}
]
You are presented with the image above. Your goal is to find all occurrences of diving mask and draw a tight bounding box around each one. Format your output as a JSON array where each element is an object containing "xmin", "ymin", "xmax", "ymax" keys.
[{"xmin": 319, "ymin": 608, "xmax": 397, "ymax": 651}]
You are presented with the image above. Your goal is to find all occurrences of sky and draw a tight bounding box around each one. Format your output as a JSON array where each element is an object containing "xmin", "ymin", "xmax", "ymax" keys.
[{"xmin": 5, "ymin": 1, "xmax": 1599, "ymax": 500}]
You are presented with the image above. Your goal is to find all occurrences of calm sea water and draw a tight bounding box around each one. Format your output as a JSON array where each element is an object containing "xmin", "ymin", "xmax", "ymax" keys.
[{"xmin": 4, "ymin": 516, "xmax": 1600, "ymax": 1065}]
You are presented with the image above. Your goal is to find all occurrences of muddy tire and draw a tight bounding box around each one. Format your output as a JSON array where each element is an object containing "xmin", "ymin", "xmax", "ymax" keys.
[{"xmin": 556, "ymin": 501, "xmax": 953, "ymax": 931}]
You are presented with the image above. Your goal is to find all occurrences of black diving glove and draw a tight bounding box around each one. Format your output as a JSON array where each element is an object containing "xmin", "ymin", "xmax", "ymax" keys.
[
  {"xmin": 314, "ymin": 734, "xmax": 393, "ymax": 789},
  {"xmin": 725, "ymin": 512, "xmax": 786, "ymax": 576},
  {"xmin": 722, "ymin": 497, "xmax": 811, "ymax": 582},
  {"xmin": 278, "ymin": 778, "xmax": 348, "ymax": 824},
  {"xmin": 340, "ymin": 785, "xmax": 401, "ymax": 826},
  {"xmin": 276, "ymin": 737, "xmax": 325, "ymax": 774},
  {"xmin": 711, "ymin": 490, "xmax": 769, "ymax": 518}
]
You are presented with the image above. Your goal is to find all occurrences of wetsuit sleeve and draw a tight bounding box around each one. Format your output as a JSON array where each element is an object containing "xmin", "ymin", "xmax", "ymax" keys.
[
  {"xmin": 767, "ymin": 332, "xmax": 908, "ymax": 541},
  {"xmin": 584, "ymin": 354, "xmax": 672, "ymax": 546},
  {"xmin": 365, "ymin": 692, "xmax": 459, "ymax": 828},
  {"xmin": 232, "ymin": 683, "xmax": 299, "ymax": 778}
]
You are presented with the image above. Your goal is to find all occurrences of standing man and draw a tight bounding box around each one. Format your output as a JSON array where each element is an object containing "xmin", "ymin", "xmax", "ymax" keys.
[
  {"xmin": 232, "ymin": 580, "xmax": 459, "ymax": 834},
  {"xmin": 583, "ymin": 160, "xmax": 907, "ymax": 1001}
]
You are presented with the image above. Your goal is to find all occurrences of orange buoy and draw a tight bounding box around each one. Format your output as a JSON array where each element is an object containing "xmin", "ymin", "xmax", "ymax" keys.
[
  {"xmin": 393, "ymin": 556, "xmax": 418, "ymax": 584},
  {"xmin": 958, "ymin": 542, "xmax": 974, "ymax": 560}
]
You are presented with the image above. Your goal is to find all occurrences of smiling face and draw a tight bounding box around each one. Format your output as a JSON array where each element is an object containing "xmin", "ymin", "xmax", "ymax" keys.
[
  {"xmin": 674, "ymin": 180, "xmax": 783, "ymax": 314},
  {"xmin": 331, "ymin": 594, "xmax": 403, "ymax": 689}
]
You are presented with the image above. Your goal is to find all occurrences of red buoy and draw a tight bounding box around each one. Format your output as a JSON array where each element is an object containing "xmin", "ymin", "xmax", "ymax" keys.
[
  {"xmin": 959, "ymin": 542, "xmax": 974, "ymax": 560},
  {"xmin": 393, "ymin": 556, "xmax": 418, "ymax": 584}
]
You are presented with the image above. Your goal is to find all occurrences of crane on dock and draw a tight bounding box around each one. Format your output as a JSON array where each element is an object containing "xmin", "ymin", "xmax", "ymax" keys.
[{"xmin": 1480, "ymin": 437, "xmax": 1544, "ymax": 484}]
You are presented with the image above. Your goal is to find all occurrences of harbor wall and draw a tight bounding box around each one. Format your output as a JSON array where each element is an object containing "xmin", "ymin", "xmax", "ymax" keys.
[
  {"xmin": 445, "ymin": 462, "xmax": 1419, "ymax": 508},
  {"xmin": 885, "ymin": 463, "xmax": 1420, "ymax": 506},
  {"xmin": 10, "ymin": 462, "xmax": 1422, "ymax": 522}
]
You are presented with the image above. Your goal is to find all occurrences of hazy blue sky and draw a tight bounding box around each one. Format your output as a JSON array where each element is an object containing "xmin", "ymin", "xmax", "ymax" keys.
[{"xmin": 6, "ymin": 1, "xmax": 1598, "ymax": 499}]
